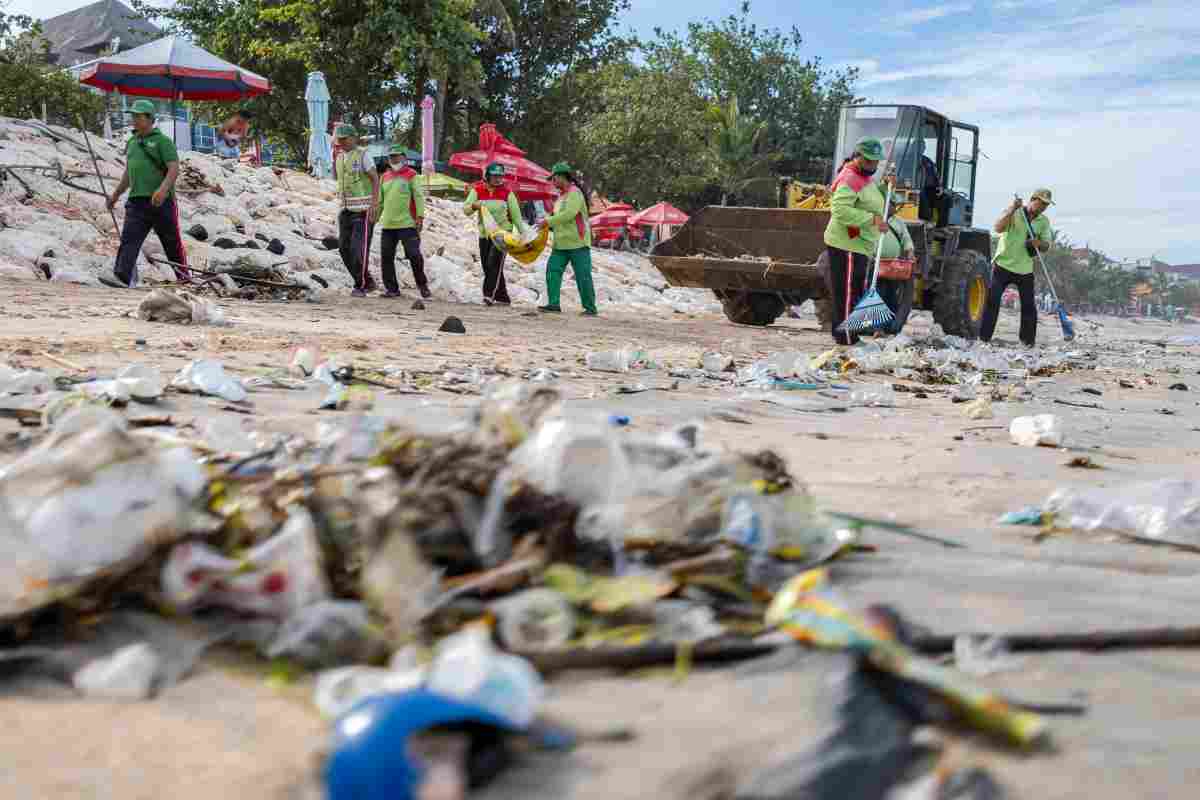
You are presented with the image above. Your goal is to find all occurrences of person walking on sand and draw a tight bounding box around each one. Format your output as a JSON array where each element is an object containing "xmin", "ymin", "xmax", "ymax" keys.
[
  {"xmin": 106, "ymin": 99, "xmax": 190, "ymax": 288},
  {"xmin": 333, "ymin": 124, "xmax": 380, "ymax": 297},
  {"xmin": 538, "ymin": 162, "xmax": 598, "ymax": 316},
  {"xmin": 980, "ymin": 189, "xmax": 1055, "ymax": 347},
  {"xmin": 463, "ymin": 162, "xmax": 525, "ymax": 305},
  {"xmin": 378, "ymin": 144, "xmax": 430, "ymax": 300}
]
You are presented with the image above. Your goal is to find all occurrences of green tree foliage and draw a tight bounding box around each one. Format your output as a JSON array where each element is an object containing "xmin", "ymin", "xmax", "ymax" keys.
[
  {"xmin": 643, "ymin": 2, "xmax": 859, "ymax": 180},
  {"xmin": 134, "ymin": 0, "xmax": 481, "ymax": 158},
  {"xmin": 0, "ymin": 8, "xmax": 104, "ymax": 125},
  {"xmin": 707, "ymin": 95, "xmax": 774, "ymax": 205},
  {"xmin": 461, "ymin": 0, "xmax": 632, "ymax": 157},
  {"xmin": 573, "ymin": 59, "xmax": 713, "ymax": 208}
]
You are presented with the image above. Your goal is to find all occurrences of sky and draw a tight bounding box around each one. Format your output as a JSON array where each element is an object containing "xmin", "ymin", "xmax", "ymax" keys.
[{"xmin": 12, "ymin": 0, "xmax": 1199, "ymax": 262}]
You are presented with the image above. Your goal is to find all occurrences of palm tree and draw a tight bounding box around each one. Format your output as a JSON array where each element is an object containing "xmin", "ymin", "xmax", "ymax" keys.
[{"xmin": 707, "ymin": 95, "xmax": 776, "ymax": 206}]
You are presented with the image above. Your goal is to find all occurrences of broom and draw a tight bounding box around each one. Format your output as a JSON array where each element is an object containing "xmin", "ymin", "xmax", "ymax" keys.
[
  {"xmin": 1017, "ymin": 201, "xmax": 1075, "ymax": 342},
  {"xmin": 836, "ymin": 179, "xmax": 896, "ymax": 337}
]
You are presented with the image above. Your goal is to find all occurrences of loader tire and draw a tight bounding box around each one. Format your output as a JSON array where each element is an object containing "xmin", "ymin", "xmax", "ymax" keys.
[
  {"xmin": 718, "ymin": 291, "xmax": 786, "ymax": 327},
  {"xmin": 933, "ymin": 250, "xmax": 990, "ymax": 339}
]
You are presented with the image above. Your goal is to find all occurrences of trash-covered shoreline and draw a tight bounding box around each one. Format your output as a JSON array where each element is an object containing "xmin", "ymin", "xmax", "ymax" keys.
[{"xmin": 4, "ymin": 289, "xmax": 1200, "ymax": 799}]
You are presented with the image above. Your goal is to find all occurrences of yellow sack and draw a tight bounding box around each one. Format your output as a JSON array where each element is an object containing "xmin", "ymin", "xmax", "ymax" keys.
[{"xmin": 480, "ymin": 205, "xmax": 549, "ymax": 265}]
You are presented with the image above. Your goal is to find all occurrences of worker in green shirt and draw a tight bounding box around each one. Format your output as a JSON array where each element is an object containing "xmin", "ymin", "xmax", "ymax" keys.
[
  {"xmin": 980, "ymin": 188, "xmax": 1054, "ymax": 346},
  {"xmin": 377, "ymin": 144, "xmax": 430, "ymax": 299},
  {"xmin": 105, "ymin": 99, "xmax": 189, "ymax": 287},
  {"xmin": 463, "ymin": 163, "xmax": 526, "ymax": 305},
  {"xmin": 823, "ymin": 136, "xmax": 902, "ymax": 343},
  {"xmin": 333, "ymin": 124, "xmax": 380, "ymax": 296},
  {"xmin": 537, "ymin": 162, "xmax": 597, "ymax": 316}
]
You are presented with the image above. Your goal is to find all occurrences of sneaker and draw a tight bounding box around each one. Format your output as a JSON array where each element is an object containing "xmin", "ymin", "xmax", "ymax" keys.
[
  {"xmin": 100, "ymin": 274, "xmax": 129, "ymax": 289},
  {"xmin": 538, "ymin": 305, "xmax": 562, "ymax": 313},
  {"xmin": 581, "ymin": 309, "xmax": 599, "ymax": 317},
  {"xmin": 483, "ymin": 298, "xmax": 494, "ymax": 307},
  {"xmin": 351, "ymin": 288, "xmax": 367, "ymax": 298},
  {"xmin": 493, "ymin": 299, "xmax": 512, "ymax": 306},
  {"xmin": 383, "ymin": 290, "xmax": 402, "ymax": 299},
  {"xmin": 419, "ymin": 286, "xmax": 432, "ymax": 299}
]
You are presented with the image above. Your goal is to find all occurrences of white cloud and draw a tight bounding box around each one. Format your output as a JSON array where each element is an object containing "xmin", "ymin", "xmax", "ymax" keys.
[
  {"xmin": 858, "ymin": 0, "xmax": 1200, "ymax": 260},
  {"xmin": 892, "ymin": 2, "xmax": 974, "ymax": 26}
]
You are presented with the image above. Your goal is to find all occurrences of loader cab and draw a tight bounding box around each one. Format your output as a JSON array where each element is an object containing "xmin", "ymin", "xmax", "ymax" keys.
[{"xmin": 834, "ymin": 105, "xmax": 979, "ymax": 228}]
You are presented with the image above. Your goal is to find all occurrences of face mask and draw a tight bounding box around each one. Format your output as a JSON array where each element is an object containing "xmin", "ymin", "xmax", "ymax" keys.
[
  {"xmin": 389, "ymin": 160, "xmax": 404, "ymax": 169},
  {"xmin": 859, "ymin": 162, "xmax": 878, "ymax": 176}
]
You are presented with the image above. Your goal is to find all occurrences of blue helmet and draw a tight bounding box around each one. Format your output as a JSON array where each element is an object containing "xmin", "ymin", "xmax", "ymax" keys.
[{"xmin": 324, "ymin": 688, "xmax": 522, "ymax": 800}]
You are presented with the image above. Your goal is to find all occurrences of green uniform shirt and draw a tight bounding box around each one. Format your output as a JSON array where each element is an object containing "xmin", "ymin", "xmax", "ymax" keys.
[
  {"xmin": 879, "ymin": 220, "xmax": 915, "ymax": 260},
  {"xmin": 379, "ymin": 167, "xmax": 426, "ymax": 229},
  {"xmin": 463, "ymin": 183, "xmax": 526, "ymax": 236},
  {"xmin": 824, "ymin": 177, "xmax": 889, "ymax": 257},
  {"xmin": 546, "ymin": 187, "xmax": 591, "ymax": 250},
  {"xmin": 125, "ymin": 129, "xmax": 178, "ymax": 199},
  {"xmin": 336, "ymin": 147, "xmax": 376, "ymax": 211},
  {"xmin": 994, "ymin": 211, "xmax": 1052, "ymax": 275}
]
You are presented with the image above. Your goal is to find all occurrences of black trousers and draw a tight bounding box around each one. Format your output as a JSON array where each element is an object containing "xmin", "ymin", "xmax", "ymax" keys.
[
  {"xmin": 827, "ymin": 246, "xmax": 870, "ymax": 345},
  {"xmin": 981, "ymin": 265, "xmax": 1037, "ymax": 345},
  {"xmin": 380, "ymin": 228, "xmax": 427, "ymax": 293},
  {"xmin": 114, "ymin": 196, "xmax": 189, "ymax": 286},
  {"xmin": 338, "ymin": 209, "xmax": 376, "ymax": 290},
  {"xmin": 478, "ymin": 237, "xmax": 511, "ymax": 304}
]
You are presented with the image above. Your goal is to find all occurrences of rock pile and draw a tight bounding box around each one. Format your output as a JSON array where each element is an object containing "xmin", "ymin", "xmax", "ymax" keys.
[{"xmin": 0, "ymin": 118, "xmax": 720, "ymax": 314}]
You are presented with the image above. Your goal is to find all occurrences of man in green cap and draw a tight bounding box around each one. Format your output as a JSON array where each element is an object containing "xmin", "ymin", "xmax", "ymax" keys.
[
  {"xmin": 538, "ymin": 162, "xmax": 598, "ymax": 315},
  {"xmin": 822, "ymin": 135, "xmax": 900, "ymax": 343},
  {"xmin": 377, "ymin": 144, "xmax": 430, "ymax": 299},
  {"xmin": 980, "ymin": 188, "xmax": 1055, "ymax": 346},
  {"xmin": 106, "ymin": 99, "xmax": 189, "ymax": 287},
  {"xmin": 333, "ymin": 123, "xmax": 380, "ymax": 296}
]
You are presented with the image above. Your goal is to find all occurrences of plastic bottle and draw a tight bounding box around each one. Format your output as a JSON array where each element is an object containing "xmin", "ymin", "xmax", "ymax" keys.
[{"xmin": 850, "ymin": 383, "xmax": 896, "ymax": 408}]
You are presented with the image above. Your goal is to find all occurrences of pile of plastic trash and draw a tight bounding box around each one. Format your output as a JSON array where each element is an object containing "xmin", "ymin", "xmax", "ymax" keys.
[
  {"xmin": 0, "ymin": 117, "xmax": 721, "ymax": 315},
  {"xmin": 1, "ymin": 352, "xmax": 1065, "ymax": 797}
]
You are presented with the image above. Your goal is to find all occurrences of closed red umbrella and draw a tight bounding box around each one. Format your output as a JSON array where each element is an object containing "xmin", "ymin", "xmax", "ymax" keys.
[
  {"xmin": 449, "ymin": 124, "xmax": 557, "ymax": 201},
  {"xmin": 628, "ymin": 202, "xmax": 689, "ymax": 227}
]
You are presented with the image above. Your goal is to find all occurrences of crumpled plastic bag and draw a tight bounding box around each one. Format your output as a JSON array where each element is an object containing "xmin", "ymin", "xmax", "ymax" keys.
[
  {"xmin": 265, "ymin": 600, "xmax": 383, "ymax": 668},
  {"xmin": 1044, "ymin": 479, "xmax": 1200, "ymax": 547},
  {"xmin": 161, "ymin": 508, "xmax": 328, "ymax": 619},
  {"xmin": 171, "ymin": 359, "xmax": 247, "ymax": 402},
  {"xmin": 137, "ymin": 288, "xmax": 227, "ymax": 326},
  {"xmin": 0, "ymin": 419, "xmax": 206, "ymax": 623},
  {"xmin": 0, "ymin": 362, "xmax": 51, "ymax": 395}
]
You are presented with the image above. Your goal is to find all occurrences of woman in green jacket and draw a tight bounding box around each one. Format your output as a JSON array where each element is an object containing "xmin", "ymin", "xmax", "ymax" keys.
[
  {"xmin": 538, "ymin": 162, "xmax": 597, "ymax": 315},
  {"xmin": 823, "ymin": 136, "xmax": 910, "ymax": 344}
]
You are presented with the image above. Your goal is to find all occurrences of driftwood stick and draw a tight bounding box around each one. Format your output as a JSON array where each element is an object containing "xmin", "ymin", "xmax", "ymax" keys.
[{"xmin": 912, "ymin": 625, "xmax": 1200, "ymax": 655}]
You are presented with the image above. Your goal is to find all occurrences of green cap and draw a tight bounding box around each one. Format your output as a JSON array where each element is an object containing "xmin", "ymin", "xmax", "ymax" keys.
[
  {"xmin": 854, "ymin": 137, "xmax": 884, "ymax": 162},
  {"xmin": 129, "ymin": 99, "xmax": 156, "ymax": 117},
  {"xmin": 550, "ymin": 161, "xmax": 572, "ymax": 177},
  {"xmin": 334, "ymin": 124, "xmax": 356, "ymax": 139},
  {"xmin": 485, "ymin": 162, "xmax": 506, "ymax": 178},
  {"xmin": 1030, "ymin": 188, "xmax": 1055, "ymax": 206},
  {"xmin": 388, "ymin": 144, "xmax": 407, "ymax": 156}
]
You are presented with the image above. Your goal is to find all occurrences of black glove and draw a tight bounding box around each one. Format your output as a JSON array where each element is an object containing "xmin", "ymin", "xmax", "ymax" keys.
[{"xmin": 1025, "ymin": 238, "xmax": 1038, "ymax": 257}]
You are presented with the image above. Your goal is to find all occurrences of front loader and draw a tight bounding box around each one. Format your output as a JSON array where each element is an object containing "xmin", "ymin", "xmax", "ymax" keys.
[{"xmin": 650, "ymin": 104, "xmax": 993, "ymax": 338}]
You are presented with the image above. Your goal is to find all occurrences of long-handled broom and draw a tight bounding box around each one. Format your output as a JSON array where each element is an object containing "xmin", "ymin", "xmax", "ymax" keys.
[
  {"xmin": 1017, "ymin": 201, "xmax": 1075, "ymax": 342},
  {"xmin": 836, "ymin": 180, "xmax": 896, "ymax": 337}
]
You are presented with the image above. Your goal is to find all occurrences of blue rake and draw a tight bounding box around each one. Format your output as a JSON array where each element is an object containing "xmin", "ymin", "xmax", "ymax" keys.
[{"xmin": 837, "ymin": 182, "xmax": 896, "ymax": 337}]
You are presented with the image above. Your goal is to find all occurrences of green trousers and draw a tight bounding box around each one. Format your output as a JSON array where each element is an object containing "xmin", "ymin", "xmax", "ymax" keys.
[{"xmin": 545, "ymin": 247, "xmax": 597, "ymax": 313}]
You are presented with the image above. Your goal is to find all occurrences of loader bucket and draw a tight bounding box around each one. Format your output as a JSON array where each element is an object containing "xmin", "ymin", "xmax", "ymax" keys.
[{"xmin": 649, "ymin": 207, "xmax": 829, "ymax": 295}]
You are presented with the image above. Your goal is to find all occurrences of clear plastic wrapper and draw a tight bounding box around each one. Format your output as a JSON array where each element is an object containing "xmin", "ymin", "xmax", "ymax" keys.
[{"xmin": 1044, "ymin": 479, "xmax": 1200, "ymax": 546}]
